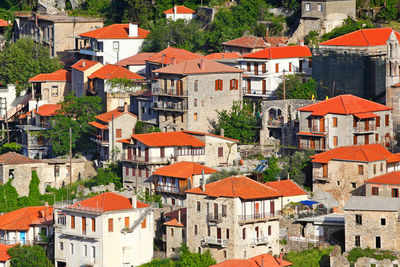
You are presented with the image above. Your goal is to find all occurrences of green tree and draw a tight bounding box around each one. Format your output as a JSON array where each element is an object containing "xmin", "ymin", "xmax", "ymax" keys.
[
  {"xmin": 8, "ymin": 245, "xmax": 53, "ymax": 267},
  {"xmin": 376, "ymin": 0, "xmax": 399, "ymax": 21},
  {"xmin": 320, "ymin": 18, "xmax": 373, "ymax": 42},
  {"xmin": 0, "ymin": 38, "xmax": 63, "ymax": 95},
  {"xmin": 285, "ymin": 247, "xmax": 332, "ymax": 267},
  {"xmin": 276, "ymin": 74, "xmax": 317, "ymax": 100},
  {"xmin": 44, "ymin": 94, "xmax": 102, "ymax": 156},
  {"xmin": 263, "ymin": 156, "xmax": 281, "ymax": 182},
  {"xmin": 85, "ymin": 163, "xmax": 122, "ymax": 190},
  {"xmin": 0, "ymin": 142, "xmax": 22, "ymax": 154},
  {"xmin": 28, "ymin": 170, "xmax": 41, "ymax": 206},
  {"xmin": 207, "ymin": 169, "xmax": 240, "ymax": 184},
  {"xmin": 281, "ymin": 150, "xmax": 315, "ymax": 186},
  {"xmin": 135, "ymin": 121, "xmax": 161, "ymax": 134},
  {"xmin": 175, "ymin": 243, "xmax": 216, "ymax": 267},
  {"xmin": 215, "ymin": 101, "xmax": 258, "ymax": 144}
]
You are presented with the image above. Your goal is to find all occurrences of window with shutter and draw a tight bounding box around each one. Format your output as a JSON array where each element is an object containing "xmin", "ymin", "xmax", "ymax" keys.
[
  {"xmin": 333, "ymin": 117, "xmax": 338, "ymax": 127},
  {"xmin": 219, "ymin": 80, "xmax": 223, "ymax": 90},
  {"xmin": 247, "ymin": 63, "xmax": 251, "ymax": 72},
  {"xmin": 71, "ymin": 215, "xmax": 75, "ymax": 229},
  {"xmin": 358, "ymin": 165, "xmax": 364, "ymax": 175},
  {"xmin": 353, "ymin": 135, "xmax": 357, "ymax": 145},
  {"xmin": 242, "ymin": 228, "xmax": 246, "ymax": 239},
  {"xmin": 262, "ymin": 64, "xmax": 266, "ymax": 73},
  {"xmin": 218, "ymin": 147, "xmax": 223, "ymax": 157},
  {"xmin": 92, "ymin": 218, "xmax": 96, "ymax": 232},
  {"xmin": 262, "ymin": 80, "xmax": 266, "ymax": 95},
  {"xmin": 275, "ymin": 63, "xmax": 279, "ymax": 73},
  {"xmin": 289, "ymin": 62, "xmax": 292, "ymax": 72},
  {"xmin": 333, "ymin": 136, "xmax": 338, "ymax": 146},
  {"xmin": 215, "ymin": 80, "xmax": 218, "ymax": 91},
  {"xmin": 125, "ymin": 217, "xmax": 129, "ymax": 228},
  {"xmin": 160, "ymin": 147, "xmax": 165, "ymax": 158},
  {"xmin": 108, "ymin": 218, "xmax": 113, "ymax": 232},
  {"xmin": 385, "ymin": 114, "xmax": 389, "ymax": 126},
  {"xmin": 322, "ymin": 164, "xmax": 328, "ymax": 177},
  {"xmin": 376, "ymin": 116, "xmax": 380, "ymax": 127}
]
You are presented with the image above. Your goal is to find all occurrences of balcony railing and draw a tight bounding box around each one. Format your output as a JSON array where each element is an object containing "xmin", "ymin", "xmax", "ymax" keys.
[
  {"xmin": 152, "ymin": 87, "xmax": 188, "ymax": 97},
  {"xmin": 121, "ymin": 153, "xmax": 169, "ymax": 164},
  {"xmin": 153, "ymin": 101, "xmax": 188, "ymax": 112},
  {"xmin": 0, "ymin": 239, "xmax": 31, "ymax": 245},
  {"xmin": 353, "ymin": 124, "xmax": 377, "ymax": 133},
  {"xmin": 309, "ymin": 126, "xmax": 327, "ymax": 134},
  {"xmin": 204, "ymin": 237, "xmax": 228, "ymax": 247},
  {"xmin": 268, "ymin": 118, "xmax": 284, "ymax": 126},
  {"xmin": 251, "ymin": 236, "xmax": 269, "ymax": 245},
  {"xmin": 238, "ymin": 212, "xmax": 279, "ymax": 223},
  {"xmin": 207, "ymin": 213, "xmax": 222, "ymax": 223},
  {"xmin": 90, "ymin": 136, "xmax": 109, "ymax": 145},
  {"xmin": 155, "ymin": 184, "xmax": 188, "ymax": 195}
]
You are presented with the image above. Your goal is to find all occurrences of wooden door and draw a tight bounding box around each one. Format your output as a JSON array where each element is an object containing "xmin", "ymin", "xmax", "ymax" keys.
[
  {"xmin": 145, "ymin": 148, "xmax": 149, "ymax": 162},
  {"xmin": 214, "ymin": 203, "xmax": 218, "ymax": 219},
  {"xmin": 247, "ymin": 80, "xmax": 251, "ymax": 94},
  {"xmin": 262, "ymin": 80, "xmax": 266, "ymax": 95},
  {"xmin": 217, "ymin": 228, "xmax": 222, "ymax": 240},
  {"xmin": 255, "ymin": 203, "xmax": 260, "ymax": 218},
  {"xmin": 254, "ymin": 63, "xmax": 258, "ymax": 75},
  {"xmin": 319, "ymin": 117, "xmax": 325, "ymax": 132},
  {"xmin": 310, "ymin": 138, "xmax": 315, "ymax": 149},
  {"xmin": 82, "ymin": 217, "xmax": 86, "ymax": 234},
  {"xmin": 365, "ymin": 135, "xmax": 369, "ymax": 145},
  {"xmin": 128, "ymin": 147, "xmax": 132, "ymax": 160},
  {"xmin": 365, "ymin": 119, "xmax": 369, "ymax": 131},
  {"xmin": 270, "ymin": 201, "xmax": 275, "ymax": 216}
]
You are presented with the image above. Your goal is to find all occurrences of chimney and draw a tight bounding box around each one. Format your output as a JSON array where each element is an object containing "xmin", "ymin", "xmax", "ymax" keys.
[
  {"xmin": 124, "ymin": 102, "xmax": 128, "ymax": 112},
  {"xmin": 82, "ymin": 60, "xmax": 85, "ymax": 68},
  {"xmin": 171, "ymin": 57, "xmax": 176, "ymax": 65},
  {"xmin": 220, "ymin": 128, "xmax": 224, "ymax": 137},
  {"xmin": 178, "ymin": 209, "xmax": 181, "ymax": 223},
  {"xmin": 128, "ymin": 22, "xmax": 138, "ymax": 37},
  {"xmin": 200, "ymin": 59, "xmax": 205, "ymax": 71}
]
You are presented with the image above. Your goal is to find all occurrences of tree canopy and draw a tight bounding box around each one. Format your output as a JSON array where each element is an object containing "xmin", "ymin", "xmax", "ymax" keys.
[
  {"xmin": 8, "ymin": 245, "xmax": 53, "ymax": 267},
  {"xmin": 276, "ymin": 74, "xmax": 317, "ymax": 100}
]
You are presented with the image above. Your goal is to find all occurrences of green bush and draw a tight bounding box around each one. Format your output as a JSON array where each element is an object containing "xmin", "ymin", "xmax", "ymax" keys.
[
  {"xmin": 285, "ymin": 247, "xmax": 333, "ymax": 267},
  {"xmin": 347, "ymin": 247, "xmax": 397, "ymax": 263}
]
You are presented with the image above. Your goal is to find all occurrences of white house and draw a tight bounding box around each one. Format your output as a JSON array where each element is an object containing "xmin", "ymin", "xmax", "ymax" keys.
[
  {"xmin": 116, "ymin": 52, "xmax": 155, "ymax": 75},
  {"xmin": 239, "ymin": 45, "xmax": 312, "ymax": 99},
  {"xmin": 163, "ymin": 5, "xmax": 195, "ymax": 21},
  {"xmin": 77, "ymin": 23, "xmax": 150, "ymax": 64},
  {"xmin": 54, "ymin": 192, "xmax": 154, "ymax": 267}
]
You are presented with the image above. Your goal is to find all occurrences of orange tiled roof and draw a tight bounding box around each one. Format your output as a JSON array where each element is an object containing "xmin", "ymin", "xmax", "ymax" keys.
[
  {"xmin": 154, "ymin": 58, "xmax": 243, "ymax": 75},
  {"xmin": 183, "ymin": 130, "xmax": 239, "ymax": 142},
  {"xmin": 366, "ymin": 171, "xmax": 400, "ymax": 185},
  {"xmin": 0, "ymin": 206, "xmax": 53, "ymax": 231},
  {"xmin": 94, "ymin": 108, "xmax": 136, "ymax": 123},
  {"xmin": 72, "ymin": 192, "xmax": 133, "ymax": 212},
  {"xmin": 353, "ymin": 112, "xmax": 379, "ymax": 119},
  {"xmin": 88, "ymin": 64, "xmax": 144, "ymax": 80},
  {"xmin": 264, "ymin": 180, "xmax": 307, "ymax": 197},
  {"xmin": 297, "ymin": 94, "xmax": 392, "ymax": 116},
  {"xmin": 89, "ymin": 121, "xmax": 108, "ymax": 130},
  {"xmin": 211, "ymin": 253, "xmax": 292, "ymax": 267},
  {"xmin": 35, "ymin": 104, "xmax": 61, "ymax": 117},
  {"xmin": 0, "ymin": 152, "xmax": 41, "ymax": 165},
  {"xmin": 71, "ymin": 59, "xmax": 101, "ymax": 71},
  {"xmin": 29, "ymin": 69, "xmax": 71, "ymax": 82},
  {"xmin": 264, "ymin": 36, "xmax": 289, "ymax": 46},
  {"xmin": 116, "ymin": 138, "xmax": 131, "ymax": 144},
  {"xmin": 79, "ymin": 24, "xmax": 149, "ymax": 39},
  {"xmin": 116, "ymin": 53, "xmax": 155, "ymax": 66},
  {"xmin": 163, "ymin": 208, "xmax": 186, "ymax": 227},
  {"xmin": 186, "ymin": 176, "xmax": 282, "ymax": 200},
  {"xmin": 223, "ymin": 36, "xmax": 269, "ymax": 49},
  {"xmin": 131, "ymin": 131, "xmax": 205, "ymax": 147},
  {"xmin": 163, "ymin": 5, "xmax": 195, "ymax": 14},
  {"xmin": 153, "ymin": 161, "xmax": 217, "ymax": 178},
  {"xmin": 320, "ymin": 28, "xmax": 400, "ymax": 46},
  {"xmin": 0, "ymin": 19, "xmax": 9, "ymax": 27},
  {"xmin": 387, "ymin": 153, "xmax": 400, "ymax": 163},
  {"xmin": 0, "ymin": 244, "xmax": 13, "ymax": 262},
  {"xmin": 243, "ymin": 45, "xmax": 311, "ymax": 59},
  {"xmin": 147, "ymin": 47, "xmax": 203, "ymax": 65},
  {"xmin": 137, "ymin": 200, "xmax": 150, "ymax": 208},
  {"xmin": 311, "ymin": 144, "xmax": 393, "ymax": 163},
  {"xmin": 204, "ymin": 52, "xmax": 240, "ymax": 60}
]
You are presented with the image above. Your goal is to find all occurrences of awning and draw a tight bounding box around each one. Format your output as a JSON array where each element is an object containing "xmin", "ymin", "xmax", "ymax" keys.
[
  {"xmin": 89, "ymin": 121, "xmax": 108, "ymax": 130},
  {"xmin": 297, "ymin": 132, "xmax": 327, "ymax": 137},
  {"xmin": 354, "ymin": 112, "xmax": 379, "ymax": 119},
  {"xmin": 300, "ymin": 200, "xmax": 319, "ymax": 207}
]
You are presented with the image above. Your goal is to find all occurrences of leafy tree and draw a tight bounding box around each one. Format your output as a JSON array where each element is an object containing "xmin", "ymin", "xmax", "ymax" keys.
[
  {"xmin": 0, "ymin": 142, "xmax": 22, "ymax": 154},
  {"xmin": 44, "ymin": 94, "xmax": 102, "ymax": 156},
  {"xmin": 281, "ymin": 150, "xmax": 315, "ymax": 186},
  {"xmin": 71, "ymin": 0, "xmax": 111, "ymax": 17},
  {"xmin": 0, "ymin": 38, "xmax": 63, "ymax": 95},
  {"xmin": 263, "ymin": 156, "xmax": 281, "ymax": 182},
  {"xmin": 285, "ymin": 247, "xmax": 332, "ymax": 267},
  {"xmin": 84, "ymin": 164, "xmax": 122, "ymax": 190},
  {"xmin": 135, "ymin": 121, "xmax": 161, "ymax": 134},
  {"xmin": 304, "ymin": 30, "xmax": 319, "ymax": 46},
  {"xmin": 8, "ymin": 245, "xmax": 53, "ymax": 267},
  {"xmin": 320, "ymin": 18, "xmax": 373, "ymax": 42},
  {"xmin": 215, "ymin": 101, "xmax": 258, "ymax": 144},
  {"xmin": 207, "ymin": 169, "xmax": 240, "ymax": 184},
  {"xmin": 276, "ymin": 74, "xmax": 317, "ymax": 100},
  {"xmin": 175, "ymin": 243, "xmax": 216, "ymax": 267},
  {"xmin": 28, "ymin": 170, "xmax": 41, "ymax": 206},
  {"xmin": 376, "ymin": 0, "xmax": 399, "ymax": 21}
]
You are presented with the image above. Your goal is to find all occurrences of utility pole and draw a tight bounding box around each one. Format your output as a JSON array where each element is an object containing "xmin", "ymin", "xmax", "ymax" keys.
[
  {"xmin": 283, "ymin": 70, "xmax": 286, "ymax": 100},
  {"xmin": 69, "ymin": 127, "xmax": 72, "ymax": 185},
  {"xmin": 4, "ymin": 98, "xmax": 9, "ymax": 143},
  {"xmin": 111, "ymin": 114, "xmax": 114, "ymax": 161}
]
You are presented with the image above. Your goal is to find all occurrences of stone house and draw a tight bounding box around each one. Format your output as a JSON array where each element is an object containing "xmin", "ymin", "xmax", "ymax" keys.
[
  {"xmin": 163, "ymin": 5, "xmax": 195, "ymax": 21},
  {"xmin": 76, "ymin": 23, "xmax": 149, "ymax": 65},
  {"xmin": 185, "ymin": 176, "xmax": 282, "ymax": 263},
  {"xmin": 54, "ymin": 192, "xmax": 154, "ymax": 267},
  {"xmin": 152, "ymin": 58, "xmax": 243, "ymax": 132},
  {"xmin": 0, "ymin": 84, "xmax": 30, "ymax": 126},
  {"xmin": 28, "ymin": 69, "xmax": 71, "ymax": 110},
  {"xmin": 239, "ymin": 46, "xmax": 312, "ymax": 99},
  {"xmin": 88, "ymin": 64, "xmax": 145, "ymax": 112},
  {"xmin": 222, "ymin": 36, "xmax": 288, "ymax": 56},
  {"xmin": 344, "ymin": 196, "xmax": 400, "ymax": 251},
  {"xmin": 119, "ymin": 131, "xmax": 238, "ymax": 191},
  {"xmin": 211, "ymin": 253, "xmax": 292, "ymax": 266},
  {"xmin": 129, "ymin": 89, "xmax": 158, "ymax": 125},
  {"xmin": 297, "ymin": 94, "xmax": 394, "ymax": 151},
  {"xmin": 0, "ymin": 206, "xmax": 53, "ymax": 246},
  {"xmin": 310, "ymin": 144, "xmax": 400, "ymax": 209},
  {"xmin": 13, "ymin": 13, "xmax": 103, "ymax": 59},
  {"xmin": 163, "ymin": 208, "xmax": 186, "ymax": 258},
  {"xmin": 71, "ymin": 59, "xmax": 103, "ymax": 97},
  {"xmin": 264, "ymin": 180, "xmax": 309, "ymax": 207},
  {"xmin": 364, "ymin": 171, "xmax": 400, "ymax": 198},
  {"xmin": 260, "ymin": 99, "xmax": 315, "ymax": 147},
  {"xmin": 153, "ymin": 161, "xmax": 217, "ymax": 206},
  {"xmin": 116, "ymin": 53, "xmax": 155, "ymax": 75},
  {"xmin": 89, "ymin": 104, "xmax": 137, "ymax": 161}
]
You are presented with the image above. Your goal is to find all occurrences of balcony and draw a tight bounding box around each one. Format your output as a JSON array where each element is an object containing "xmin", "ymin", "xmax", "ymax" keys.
[
  {"xmin": 204, "ymin": 237, "xmax": 228, "ymax": 247},
  {"xmin": 153, "ymin": 87, "xmax": 188, "ymax": 97},
  {"xmin": 251, "ymin": 236, "xmax": 268, "ymax": 245},
  {"xmin": 153, "ymin": 101, "xmax": 188, "ymax": 112},
  {"xmin": 207, "ymin": 213, "xmax": 222, "ymax": 223},
  {"xmin": 243, "ymin": 71, "xmax": 268, "ymax": 78},
  {"xmin": 90, "ymin": 136, "xmax": 109, "ymax": 146},
  {"xmin": 0, "ymin": 239, "xmax": 27, "ymax": 245},
  {"xmin": 267, "ymin": 118, "xmax": 284, "ymax": 127},
  {"xmin": 80, "ymin": 47, "xmax": 103, "ymax": 56},
  {"xmin": 121, "ymin": 153, "xmax": 169, "ymax": 164},
  {"xmin": 309, "ymin": 126, "xmax": 327, "ymax": 134},
  {"xmin": 353, "ymin": 124, "xmax": 377, "ymax": 134},
  {"xmin": 238, "ymin": 212, "xmax": 280, "ymax": 224},
  {"xmin": 155, "ymin": 184, "xmax": 188, "ymax": 195},
  {"xmin": 313, "ymin": 174, "xmax": 329, "ymax": 182}
]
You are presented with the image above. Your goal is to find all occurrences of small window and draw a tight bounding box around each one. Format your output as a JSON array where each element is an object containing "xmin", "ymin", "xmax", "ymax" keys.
[
  {"xmin": 92, "ymin": 218, "xmax": 96, "ymax": 232},
  {"xmin": 376, "ymin": 133, "xmax": 379, "ymax": 142},
  {"xmin": 353, "ymin": 135, "xmax": 357, "ymax": 145},
  {"xmin": 262, "ymin": 64, "xmax": 266, "ymax": 73},
  {"xmin": 385, "ymin": 114, "xmax": 389, "ymax": 126},
  {"xmin": 71, "ymin": 215, "xmax": 75, "ymax": 229},
  {"xmin": 242, "ymin": 228, "xmax": 246, "ymax": 239},
  {"xmin": 333, "ymin": 117, "xmax": 338, "ymax": 127},
  {"xmin": 376, "ymin": 116, "xmax": 380, "ymax": 127},
  {"xmin": 194, "ymin": 99, "xmax": 197, "ymax": 107},
  {"xmin": 230, "ymin": 79, "xmax": 238, "ymax": 90},
  {"xmin": 356, "ymin": 214, "xmax": 362, "ymax": 225},
  {"xmin": 222, "ymin": 204, "xmax": 227, "ymax": 217},
  {"xmin": 247, "ymin": 63, "xmax": 251, "ymax": 72},
  {"xmin": 124, "ymin": 217, "xmax": 129, "ymax": 228},
  {"xmin": 305, "ymin": 3, "xmax": 311, "ymax": 11},
  {"xmin": 355, "ymin": 235, "xmax": 361, "ymax": 247},
  {"xmin": 317, "ymin": 3, "xmax": 322, "ymax": 11},
  {"xmin": 218, "ymin": 147, "xmax": 223, "ymax": 158},
  {"xmin": 380, "ymin": 163, "xmax": 383, "ymax": 172},
  {"xmin": 116, "ymin": 129, "xmax": 122, "ymax": 138},
  {"xmin": 337, "ymin": 181, "xmax": 340, "ymax": 186},
  {"xmin": 207, "ymin": 226, "xmax": 211, "ymax": 236},
  {"xmin": 92, "ymin": 246, "xmax": 96, "ymax": 259},
  {"xmin": 194, "ymin": 224, "xmax": 198, "ymax": 235},
  {"xmin": 59, "ymin": 242, "xmax": 64, "ymax": 250},
  {"xmin": 171, "ymin": 228, "xmax": 174, "ymax": 236},
  {"xmin": 54, "ymin": 166, "xmax": 60, "ymax": 177},
  {"xmin": 333, "ymin": 136, "xmax": 338, "ymax": 146},
  {"xmin": 268, "ymin": 225, "xmax": 272, "ymax": 235},
  {"xmin": 108, "ymin": 218, "xmax": 113, "ymax": 232},
  {"xmin": 194, "ymin": 80, "xmax": 198, "ymax": 92},
  {"xmin": 376, "ymin": 236, "xmax": 381, "ymax": 249},
  {"xmin": 226, "ymin": 229, "xmax": 229, "ymax": 239},
  {"xmin": 113, "ymin": 41, "xmax": 119, "ymax": 51},
  {"xmin": 194, "ymin": 113, "xmax": 198, "ymax": 121},
  {"xmin": 322, "ymin": 164, "xmax": 328, "ymax": 178},
  {"xmin": 275, "ymin": 63, "xmax": 279, "ymax": 73},
  {"xmin": 51, "ymin": 86, "xmax": 58, "ymax": 97},
  {"xmin": 381, "ymin": 218, "xmax": 386, "ymax": 225},
  {"xmin": 70, "ymin": 243, "xmax": 74, "ymax": 254},
  {"xmin": 372, "ymin": 187, "xmax": 379, "ymax": 196},
  {"xmin": 289, "ymin": 62, "xmax": 292, "ymax": 72},
  {"xmin": 215, "ymin": 79, "xmax": 223, "ymax": 91},
  {"xmin": 224, "ymin": 250, "xmax": 227, "ymax": 258},
  {"xmin": 358, "ymin": 165, "xmax": 364, "ymax": 175},
  {"xmin": 197, "ymin": 201, "xmax": 201, "ymax": 212},
  {"xmin": 351, "ymin": 182, "xmax": 356, "ymax": 189},
  {"xmin": 84, "ymin": 244, "xmax": 87, "ymax": 256},
  {"xmin": 8, "ymin": 169, "xmax": 14, "ymax": 179},
  {"xmin": 393, "ymin": 188, "xmax": 399, "ymax": 198}
]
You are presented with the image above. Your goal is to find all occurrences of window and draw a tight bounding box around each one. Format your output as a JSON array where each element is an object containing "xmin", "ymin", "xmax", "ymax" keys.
[
  {"xmin": 84, "ymin": 245, "xmax": 88, "ymax": 256},
  {"xmin": 82, "ymin": 217, "xmax": 86, "ymax": 233},
  {"xmin": 268, "ymin": 225, "xmax": 272, "ymax": 236},
  {"xmin": 393, "ymin": 188, "xmax": 400, "ymax": 198},
  {"xmin": 194, "ymin": 80, "xmax": 198, "ymax": 92},
  {"xmin": 289, "ymin": 62, "xmax": 292, "ymax": 72},
  {"xmin": 376, "ymin": 116, "xmax": 380, "ymax": 127},
  {"xmin": 358, "ymin": 165, "xmax": 364, "ymax": 175},
  {"xmin": 116, "ymin": 129, "xmax": 122, "ymax": 138},
  {"xmin": 230, "ymin": 79, "xmax": 238, "ymax": 90},
  {"xmin": 194, "ymin": 113, "xmax": 198, "ymax": 121},
  {"xmin": 385, "ymin": 114, "xmax": 389, "ymax": 126},
  {"xmin": 71, "ymin": 215, "xmax": 75, "ymax": 229},
  {"xmin": 374, "ymin": 164, "xmax": 376, "ymax": 174},
  {"xmin": 92, "ymin": 218, "xmax": 96, "ymax": 232},
  {"xmin": 376, "ymin": 236, "xmax": 381, "ymax": 249},
  {"xmin": 337, "ymin": 181, "xmax": 340, "ymax": 186},
  {"xmin": 308, "ymin": 118, "xmax": 312, "ymax": 128},
  {"xmin": 222, "ymin": 205, "xmax": 227, "ymax": 217},
  {"xmin": 275, "ymin": 63, "xmax": 279, "ymax": 73},
  {"xmin": 242, "ymin": 228, "xmax": 246, "ymax": 239},
  {"xmin": 54, "ymin": 166, "xmax": 60, "ymax": 177},
  {"xmin": 380, "ymin": 163, "xmax": 383, "ymax": 172},
  {"xmin": 247, "ymin": 63, "xmax": 251, "ymax": 72},
  {"xmin": 215, "ymin": 79, "xmax": 223, "ymax": 91},
  {"xmin": 353, "ymin": 135, "xmax": 357, "ymax": 145},
  {"xmin": 141, "ymin": 218, "xmax": 147, "ymax": 228},
  {"xmin": 305, "ymin": 3, "xmax": 311, "ymax": 11},
  {"xmin": 194, "ymin": 98, "xmax": 198, "ymax": 107},
  {"xmin": 124, "ymin": 217, "xmax": 129, "ymax": 228},
  {"xmin": 351, "ymin": 182, "xmax": 356, "ymax": 189},
  {"xmin": 171, "ymin": 228, "xmax": 174, "ymax": 236},
  {"xmin": 59, "ymin": 242, "xmax": 64, "ymax": 250},
  {"xmin": 224, "ymin": 250, "xmax": 227, "ymax": 258},
  {"xmin": 51, "ymin": 86, "xmax": 58, "ymax": 97},
  {"xmin": 317, "ymin": 3, "xmax": 322, "ymax": 11},
  {"xmin": 322, "ymin": 164, "xmax": 328, "ymax": 178},
  {"xmin": 70, "ymin": 243, "xmax": 74, "ymax": 254},
  {"xmin": 376, "ymin": 133, "xmax": 379, "ymax": 142},
  {"xmin": 108, "ymin": 218, "xmax": 113, "ymax": 232},
  {"xmin": 262, "ymin": 64, "xmax": 266, "ymax": 73},
  {"xmin": 92, "ymin": 246, "xmax": 96, "ymax": 260},
  {"xmin": 194, "ymin": 225, "xmax": 198, "ymax": 235},
  {"xmin": 226, "ymin": 229, "xmax": 230, "ymax": 239},
  {"xmin": 207, "ymin": 226, "xmax": 211, "ymax": 236},
  {"xmin": 8, "ymin": 169, "xmax": 14, "ymax": 179},
  {"xmin": 356, "ymin": 214, "xmax": 362, "ymax": 225},
  {"xmin": 372, "ymin": 187, "xmax": 379, "ymax": 196},
  {"xmin": 171, "ymin": 79, "xmax": 175, "ymax": 87},
  {"xmin": 381, "ymin": 218, "xmax": 386, "ymax": 225},
  {"xmin": 217, "ymin": 147, "xmax": 223, "ymax": 158},
  {"xmin": 333, "ymin": 136, "xmax": 338, "ymax": 146},
  {"xmin": 197, "ymin": 201, "xmax": 201, "ymax": 212},
  {"xmin": 355, "ymin": 235, "xmax": 361, "ymax": 247},
  {"xmin": 113, "ymin": 41, "xmax": 119, "ymax": 51},
  {"xmin": 353, "ymin": 117, "xmax": 357, "ymax": 127},
  {"xmin": 332, "ymin": 117, "xmax": 338, "ymax": 127},
  {"xmin": 160, "ymin": 147, "xmax": 165, "ymax": 158}
]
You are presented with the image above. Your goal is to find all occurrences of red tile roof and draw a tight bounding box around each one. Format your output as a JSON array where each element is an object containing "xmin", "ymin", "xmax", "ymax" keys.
[
  {"xmin": 353, "ymin": 112, "xmax": 379, "ymax": 119},
  {"xmin": 223, "ymin": 36, "xmax": 269, "ymax": 49},
  {"xmin": 163, "ymin": 5, "xmax": 195, "ymax": 14},
  {"xmin": 153, "ymin": 161, "xmax": 217, "ymax": 178},
  {"xmin": 264, "ymin": 180, "xmax": 307, "ymax": 197},
  {"xmin": 320, "ymin": 27, "xmax": 400, "ymax": 46},
  {"xmin": 35, "ymin": 104, "xmax": 61, "ymax": 117},
  {"xmin": 265, "ymin": 36, "xmax": 289, "ymax": 46},
  {"xmin": 88, "ymin": 121, "xmax": 108, "ymax": 130},
  {"xmin": 211, "ymin": 253, "xmax": 292, "ymax": 267},
  {"xmin": 0, "ymin": 152, "xmax": 41, "ymax": 165},
  {"xmin": 164, "ymin": 208, "xmax": 186, "ymax": 227},
  {"xmin": 147, "ymin": 47, "xmax": 203, "ymax": 65},
  {"xmin": 79, "ymin": 24, "xmax": 149, "ymax": 39},
  {"xmin": 0, "ymin": 19, "xmax": 9, "ymax": 27},
  {"xmin": 94, "ymin": 108, "xmax": 136, "ymax": 123},
  {"xmin": 116, "ymin": 53, "xmax": 155, "ymax": 66},
  {"xmin": 387, "ymin": 153, "xmax": 400, "ymax": 164},
  {"xmin": 311, "ymin": 144, "xmax": 393, "ymax": 163},
  {"xmin": 0, "ymin": 206, "xmax": 53, "ymax": 231},
  {"xmin": 29, "ymin": 69, "xmax": 71, "ymax": 82},
  {"xmin": 0, "ymin": 244, "xmax": 13, "ymax": 262},
  {"xmin": 137, "ymin": 200, "xmax": 150, "ymax": 208},
  {"xmin": 204, "ymin": 52, "xmax": 240, "ymax": 60},
  {"xmin": 297, "ymin": 95, "xmax": 392, "ymax": 116},
  {"xmin": 71, "ymin": 59, "xmax": 101, "ymax": 71},
  {"xmin": 366, "ymin": 171, "xmax": 400, "ymax": 184},
  {"xmin": 154, "ymin": 58, "xmax": 243, "ymax": 75},
  {"xmin": 116, "ymin": 138, "xmax": 131, "ymax": 144},
  {"xmin": 88, "ymin": 64, "xmax": 145, "ymax": 80},
  {"xmin": 183, "ymin": 130, "xmax": 239, "ymax": 142},
  {"xmin": 243, "ymin": 45, "xmax": 311, "ymax": 59},
  {"xmin": 72, "ymin": 192, "xmax": 133, "ymax": 212},
  {"xmin": 131, "ymin": 131, "xmax": 205, "ymax": 147},
  {"xmin": 186, "ymin": 176, "xmax": 282, "ymax": 199}
]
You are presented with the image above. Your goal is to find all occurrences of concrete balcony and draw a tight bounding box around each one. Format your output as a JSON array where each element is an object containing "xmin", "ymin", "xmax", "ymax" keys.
[
  {"xmin": 238, "ymin": 212, "xmax": 280, "ymax": 224},
  {"xmin": 251, "ymin": 236, "xmax": 268, "ymax": 246},
  {"xmin": 90, "ymin": 136, "xmax": 109, "ymax": 146},
  {"xmin": 153, "ymin": 101, "xmax": 188, "ymax": 112},
  {"xmin": 353, "ymin": 124, "xmax": 377, "ymax": 134},
  {"xmin": 155, "ymin": 184, "xmax": 188, "ymax": 195},
  {"xmin": 204, "ymin": 237, "xmax": 228, "ymax": 247},
  {"xmin": 152, "ymin": 87, "xmax": 188, "ymax": 97},
  {"xmin": 243, "ymin": 71, "xmax": 268, "ymax": 78},
  {"xmin": 267, "ymin": 118, "xmax": 284, "ymax": 127},
  {"xmin": 207, "ymin": 213, "xmax": 222, "ymax": 223},
  {"xmin": 121, "ymin": 153, "xmax": 169, "ymax": 164}
]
